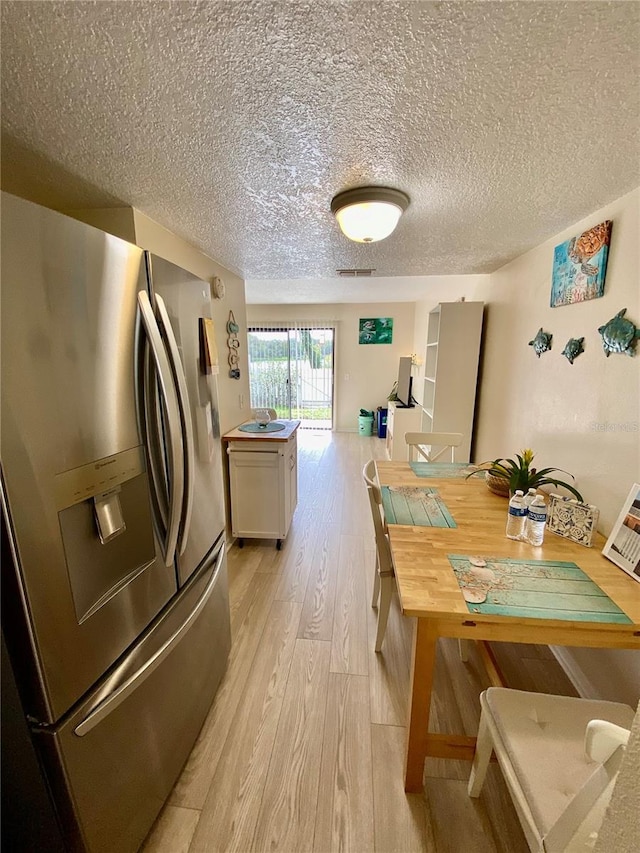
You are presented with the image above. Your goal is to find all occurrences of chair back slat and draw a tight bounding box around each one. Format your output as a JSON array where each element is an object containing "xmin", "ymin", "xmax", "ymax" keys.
[{"xmin": 404, "ymin": 431, "xmax": 464, "ymax": 462}]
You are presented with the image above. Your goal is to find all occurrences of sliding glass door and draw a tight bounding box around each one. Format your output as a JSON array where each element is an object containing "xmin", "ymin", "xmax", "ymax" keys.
[{"xmin": 248, "ymin": 324, "xmax": 334, "ymax": 429}]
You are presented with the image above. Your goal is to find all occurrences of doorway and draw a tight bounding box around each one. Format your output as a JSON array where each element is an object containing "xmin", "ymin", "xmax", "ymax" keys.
[{"xmin": 248, "ymin": 324, "xmax": 334, "ymax": 429}]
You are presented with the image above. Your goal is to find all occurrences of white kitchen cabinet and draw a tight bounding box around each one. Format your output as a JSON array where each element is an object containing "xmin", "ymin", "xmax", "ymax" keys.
[
  {"xmin": 420, "ymin": 301, "xmax": 484, "ymax": 462},
  {"xmin": 223, "ymin": 420, "xmax": 300, "ymax": 549},
  {"xmin": 385, "ymin": 400, "xmax": 422, "ymax": 460}
]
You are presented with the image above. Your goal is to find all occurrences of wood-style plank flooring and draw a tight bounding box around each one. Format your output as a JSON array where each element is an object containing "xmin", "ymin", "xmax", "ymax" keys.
[{"xmin": 142, "ymin": 431, "xmax": 578, "ymax": 853}]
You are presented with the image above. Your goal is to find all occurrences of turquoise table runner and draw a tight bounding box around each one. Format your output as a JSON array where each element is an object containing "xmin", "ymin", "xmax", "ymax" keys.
[
  {"xmin": 448, "ymin": 555, "xmax": 632, "ymax": 624},
  {"xmin": 381, "ymin": 486, "xmax": 457, "ymax": 528},
  {"xmin": 409, "ymin": 462, "xmax": 477, "ymax": 478}
]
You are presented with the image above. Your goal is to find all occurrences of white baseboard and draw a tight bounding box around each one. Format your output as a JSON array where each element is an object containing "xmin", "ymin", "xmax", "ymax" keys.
[{"xmin": 549, "ymin": 645, "xmax": 600, "ymax": 699}]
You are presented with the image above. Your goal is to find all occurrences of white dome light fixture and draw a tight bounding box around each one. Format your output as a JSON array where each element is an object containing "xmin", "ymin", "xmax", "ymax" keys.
[{"xmin": 331, "ymin": 186, "xmax": 410, "ymax": 243}]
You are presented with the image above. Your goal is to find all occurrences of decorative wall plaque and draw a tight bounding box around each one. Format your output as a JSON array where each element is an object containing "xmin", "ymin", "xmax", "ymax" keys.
[{"xmin": 547, "ymin": 493, "xmax": 600, "ymax": 548}]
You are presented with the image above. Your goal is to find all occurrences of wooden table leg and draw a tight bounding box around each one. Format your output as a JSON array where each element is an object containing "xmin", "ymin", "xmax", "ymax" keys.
[{"xmin": 404, "ymin": 618, "xmax": 438, "ymax": 792}]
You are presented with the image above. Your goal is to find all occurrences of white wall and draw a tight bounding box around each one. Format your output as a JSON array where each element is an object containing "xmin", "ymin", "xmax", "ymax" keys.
[
  {"xmin": 473, "ymin": 188, "xmax": 640, "ymax": 706},
  {"xmin": 474, "ymin": 187, "xmax": 640, "ymax": 531},
  {"xmin": 247, "ymin": 302, "xmax": 416, "ymax": 431}
]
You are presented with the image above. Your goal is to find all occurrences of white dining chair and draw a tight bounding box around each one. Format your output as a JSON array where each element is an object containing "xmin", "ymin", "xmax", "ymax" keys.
[
  {"xmin": 364, "ymin": 458, "xmax": 473, "ymax": 662},
  {"xmin": 468, "ymin": 687, "xmax": 635, "ymax": 852},
  {"xmin": 405, "ymin": 431, "xmax": 464, "ymax": 462},
  {"xmin": 362, "ymin": 459, "xmax": 395, "ymax": 652},
  {"xmin": 251, "ymin": 407, "xmax": 278, "ymax": 421}
]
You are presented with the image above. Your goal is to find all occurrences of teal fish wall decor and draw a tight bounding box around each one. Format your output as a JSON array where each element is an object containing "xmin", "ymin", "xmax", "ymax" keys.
[
  {"xmin": 528, "ymin": 328, "xmax": 552, "ymax": 357},
  {"xmin": 561, "ymin": 337, "xmax": 585, "ymax": 364},
  {"xmin": 598, "ymin": 309, "xmax": 639, "ymax": 357}
]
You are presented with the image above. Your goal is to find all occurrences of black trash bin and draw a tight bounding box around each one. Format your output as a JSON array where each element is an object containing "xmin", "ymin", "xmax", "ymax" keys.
[{"xmin": 377, "ymin": 408, "xmax": 388, "ymax": 438}]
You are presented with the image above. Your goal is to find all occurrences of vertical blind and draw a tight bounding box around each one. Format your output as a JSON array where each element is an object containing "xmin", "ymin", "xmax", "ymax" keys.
[{"xmin": 247, "ymin": 321, "xmax": 335, "ymax": 429}]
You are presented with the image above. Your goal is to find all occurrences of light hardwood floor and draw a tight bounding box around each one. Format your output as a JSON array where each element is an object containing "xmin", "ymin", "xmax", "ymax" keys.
[{"xmin": 142, "ymin": 431, "xmax": 578, "ymax": 853}]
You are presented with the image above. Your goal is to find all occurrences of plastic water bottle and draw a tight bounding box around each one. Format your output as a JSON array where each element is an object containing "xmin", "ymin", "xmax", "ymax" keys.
[
  {"xmin": 524, "ymin": 488, "xmax": 537, "ymax": 513},
  {"xmin": 506, "ymin": 490, "xmax": 527, "ymax": 540},
  {"xmin": 525, "ymin": 495, "xmax": 548, "ymax": 546}
]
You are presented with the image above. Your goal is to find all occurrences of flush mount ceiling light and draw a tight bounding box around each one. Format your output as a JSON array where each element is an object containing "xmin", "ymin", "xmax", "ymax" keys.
[{"xmin": 330, "ymin": 186, "xmax": 410, "ymax": 243}]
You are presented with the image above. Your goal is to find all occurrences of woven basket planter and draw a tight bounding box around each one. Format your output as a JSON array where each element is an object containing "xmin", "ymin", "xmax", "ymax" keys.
[{"xmin": 485, "ymin": 471, "xmax": 510, "ymax": 497}]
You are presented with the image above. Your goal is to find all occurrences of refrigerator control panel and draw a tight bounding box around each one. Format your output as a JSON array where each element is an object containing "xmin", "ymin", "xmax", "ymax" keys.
[{"xmin": 54, "ymin": 446, "xmax": 146, "ymax": 511}]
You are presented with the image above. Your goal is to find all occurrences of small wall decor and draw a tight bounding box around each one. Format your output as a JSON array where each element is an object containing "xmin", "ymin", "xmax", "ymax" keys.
[
  {"xmin": 227, "ymin": 310, "xmax": 241, "ymax": 379},
  {"xmin": 550, "ymin": 220, "xmax": 612, "ymax": 307},
  {"xmin": 598, "ymin": 308, "xmax": 640, "ymax": 357},
  {"xmin": 211, "ymin": 276, "xmax": 226, "ymax": 299},
  {"xmin": 199, "ymin": 317, "xmax": 219, "ymax": 374},
  {"xmin": 602, "ymin": 483, "xmax": 640, "ymax": 583},
  {"xmin": 547, "ymin": 494, "xmax": 600, "ymax": 547},
  {"xmin": 561, "ymin": 336, "xmax": 585, "ymax": 364},
  {"xmin": 528, "ymin": 327, "xmax": 552, "ymax": 357},
  {"xmin": 359, "ymin": 317, "xmax": 393, "ymax": 344}
]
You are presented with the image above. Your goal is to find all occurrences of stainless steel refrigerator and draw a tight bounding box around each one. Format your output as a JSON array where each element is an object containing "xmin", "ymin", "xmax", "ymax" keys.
[{"xmin": 1, "ymin": 193, "xmax": 231, "ymax": 852}]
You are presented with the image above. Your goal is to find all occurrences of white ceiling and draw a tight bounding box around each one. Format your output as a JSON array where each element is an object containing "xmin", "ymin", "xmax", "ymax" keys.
[{"xmin": 1, "ymin": 1, "xmax": 639, "ymax": 304}]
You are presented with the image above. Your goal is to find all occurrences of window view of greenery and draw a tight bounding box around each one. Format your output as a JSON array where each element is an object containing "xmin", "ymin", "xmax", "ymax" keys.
[{"xmin": 248, "ymin": 329, "xmax": 333, "ymax": 426}]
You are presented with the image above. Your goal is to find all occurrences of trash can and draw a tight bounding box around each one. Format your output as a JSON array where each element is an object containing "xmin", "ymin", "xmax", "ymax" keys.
[
  {"xmin": 358, "ymin": 409, "xmax": 374, "ymax": 436},
  {"xmin": 376, "ymin": 408, "xmax": 388, "ymax": 439}
]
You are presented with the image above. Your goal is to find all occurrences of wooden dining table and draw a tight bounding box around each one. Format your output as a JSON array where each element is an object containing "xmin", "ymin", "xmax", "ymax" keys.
[{"xmin": 375, "ymin": 460, "xmax": 640, "ymax": 792}]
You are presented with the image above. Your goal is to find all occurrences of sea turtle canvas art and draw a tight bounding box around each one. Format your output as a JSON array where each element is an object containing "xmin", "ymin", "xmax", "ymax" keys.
[
  {"xmin": 550, "ymin": 220, "xmax": 612, "ymax": 307},
  {"xmin": 598, "ymin": 309, "xmax": 640, "ymax": 357}
]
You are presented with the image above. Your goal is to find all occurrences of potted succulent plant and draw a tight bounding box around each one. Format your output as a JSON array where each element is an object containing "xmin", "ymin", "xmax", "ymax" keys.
[{"xmin": 468, "ymin": 448, "xmax": 583, "ymax": 501}]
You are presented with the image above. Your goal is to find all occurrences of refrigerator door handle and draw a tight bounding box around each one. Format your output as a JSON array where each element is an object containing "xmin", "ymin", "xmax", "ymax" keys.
[
  {"xmin": 138, "ymin": 290, "xmax": 184, "ymax": 567},
  {"xmin": 154, "ymin": 293, "xmax": 195, "ymax": 557},
  {"xmin": 74, "ymin": 542, "xmax": 225, "ymax": 737},
  {"xmin": 136, "ymin": 310, "xmax": 168, "ymax": 532},
  {"xmin": 142, "ymin": 341, "xmax": 169, "ymax": 529}
]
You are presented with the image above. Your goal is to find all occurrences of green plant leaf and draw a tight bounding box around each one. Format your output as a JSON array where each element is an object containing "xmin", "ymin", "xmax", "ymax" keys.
[
  {"xmin": 536, "ymin": 478, "xmax": 583, "ymax": 501},
  {"xmin": 465, "ymin": 452, "xmax": 582, "ymax": 501},
  {"xmin": 533, "ymin": 467, "xmax": 575, "ymax": 480}
]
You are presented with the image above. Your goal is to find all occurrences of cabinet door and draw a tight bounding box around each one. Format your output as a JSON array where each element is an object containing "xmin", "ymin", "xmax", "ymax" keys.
[
  {"xmin": 387, "ymin": 404, "xmax": 422, "ymax": 460},
  {"xmin": 228, "ymin": 450, "xmax": 283, "ymax": 537},
  {"xmin": 385, "ymin": 403, "xmax": 396, "ymax": 458}
]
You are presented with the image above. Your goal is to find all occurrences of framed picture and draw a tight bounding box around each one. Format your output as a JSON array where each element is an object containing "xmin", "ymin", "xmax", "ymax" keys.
[
  {"xmin": 550, "ymin": 220, "xmax": 612, "ymax": 307},
  {"xmin": 602, "ymin": 483, "xmax": 640, "ymax": 583},
  {"xmin": 359, "ymin": 317, "xmax": 393, "ymax": 344}
]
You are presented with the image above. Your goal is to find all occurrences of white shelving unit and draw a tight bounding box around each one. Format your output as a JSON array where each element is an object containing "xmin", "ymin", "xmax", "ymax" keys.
[{"xmin": 420, "ymin": 302, "xmax": 484, "ymax": 462}]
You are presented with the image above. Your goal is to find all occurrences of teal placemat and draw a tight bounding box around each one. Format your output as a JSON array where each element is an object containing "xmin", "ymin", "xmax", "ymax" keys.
[
  {"xmin": 448, "ymin": 555, "xmax": 632, "ymax": 624},
  {"xmin": 409, "ymin": 462, "xmax": 477, "ymax": 478},
  {"xmin": 238, "ymin": 421, "xmax": 286, "ymax": 433},
  {"xmin": 381, "ymin": 486, "xmax": 457, "ymax": 528}
]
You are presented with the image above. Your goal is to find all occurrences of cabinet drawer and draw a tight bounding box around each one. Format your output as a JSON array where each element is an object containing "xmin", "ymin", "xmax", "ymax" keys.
[{"xmin": 227, "ymin": 439, "xmax": 278, "ymax": 453}]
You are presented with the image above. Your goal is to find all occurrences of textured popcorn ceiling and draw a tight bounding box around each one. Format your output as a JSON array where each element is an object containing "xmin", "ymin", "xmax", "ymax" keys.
[{"xmin": 1, "ymin": 1, "xmax": 639, "ymax": 299}]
